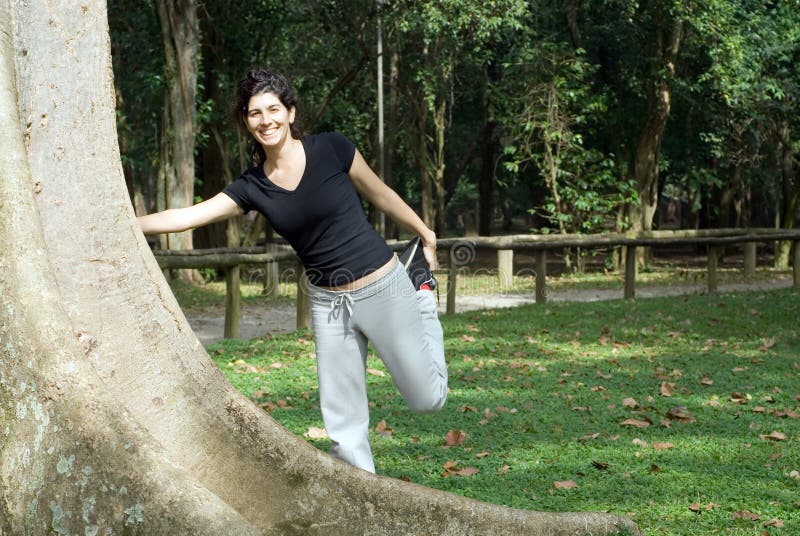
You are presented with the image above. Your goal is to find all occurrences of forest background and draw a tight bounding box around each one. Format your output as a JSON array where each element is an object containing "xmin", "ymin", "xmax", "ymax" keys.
[{"xmin": 109, "ymin": 0, "xmax": 800, "ymax": 274}]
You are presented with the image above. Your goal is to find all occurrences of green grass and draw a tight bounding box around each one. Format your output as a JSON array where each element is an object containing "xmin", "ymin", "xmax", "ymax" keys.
[{"xmin": 205, "ymin": 287, "xmax": 800, "ymax": 535}]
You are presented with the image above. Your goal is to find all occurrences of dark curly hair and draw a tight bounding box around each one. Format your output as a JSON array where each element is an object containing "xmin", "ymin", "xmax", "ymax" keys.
[{"xmin": 235, "ymin": 68, "xmax": 303, "ymax": 166}]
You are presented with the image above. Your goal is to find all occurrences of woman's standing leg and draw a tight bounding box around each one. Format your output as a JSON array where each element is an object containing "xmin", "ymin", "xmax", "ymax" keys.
[{"xmin": 310, "ymin": 295, "xmax": 375, "ymax": 473}]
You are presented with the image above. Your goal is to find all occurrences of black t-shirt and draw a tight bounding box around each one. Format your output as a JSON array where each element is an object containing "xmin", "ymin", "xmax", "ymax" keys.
[{"xmin": 223, "ymin": 132, "xmax": 394, "ymax": 287}]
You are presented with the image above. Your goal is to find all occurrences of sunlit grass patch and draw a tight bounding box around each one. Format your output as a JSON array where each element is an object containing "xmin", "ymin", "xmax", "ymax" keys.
[{"xmin": 209, "ymin": 288, "xmax": 799, "ymax": 535}]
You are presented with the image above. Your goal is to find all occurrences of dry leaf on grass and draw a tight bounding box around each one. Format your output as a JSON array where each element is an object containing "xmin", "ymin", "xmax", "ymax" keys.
[
  {"xmin": 621, "ymin": 418, "xmax": 651, "ymax": 428},
  {"xmin": 553, "ymin": 480, "xmax": 578, "ymax": 490},
  {"xmin": 366, "ymin": 368, "xmax": 385, "ymax": 377},
  {"xmin": 759, "ymin": 431, "xmax": 787, "ymax": 442},
  {"xmin": 731, "ymin": 510, "xmax": 760, "ymax": 520},
  {"xmin": 444, "ymin": 429, "xmax": 467, "ymax": 446}
]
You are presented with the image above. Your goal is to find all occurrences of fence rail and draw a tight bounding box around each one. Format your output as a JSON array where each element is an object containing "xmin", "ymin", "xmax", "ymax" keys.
[{"xmin": 153, "ymin": 228, "xmax": 800, "ymax": 339}]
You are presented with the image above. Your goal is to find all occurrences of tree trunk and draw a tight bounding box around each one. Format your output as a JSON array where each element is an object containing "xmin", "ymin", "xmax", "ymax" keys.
[
  {"xmin": 629, "ymin": 11, "xmax": 683, "ymax": 236},
  {"xmin": 0, "ymin": 3, "xmax": 641, "ymax": 534},
  {"xmin": 432, "ymin": 96, "xmax": 448, "ymax": 235},
  {"xmin": 478, "ymin": 65, "xmax": 499, "ymax": 236},
  {"xmin": 155, "ymin": 0, "xmax": 201, "ymax": 281},
  {"xmin": 415, "ymin": 91, "xmax": 435, "ymax": 228},
  {"xmin": 775, "ymin": 120, "xmax": 798, "ymax": 268}
]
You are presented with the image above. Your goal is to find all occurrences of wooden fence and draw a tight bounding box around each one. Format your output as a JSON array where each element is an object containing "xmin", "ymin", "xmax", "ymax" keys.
[{"xmin": 154, "ymin": 228, "xmax": 800, "ymax": 339}]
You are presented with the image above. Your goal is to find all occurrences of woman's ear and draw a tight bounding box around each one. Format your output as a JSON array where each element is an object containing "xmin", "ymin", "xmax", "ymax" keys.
[{"xmin": 289, "ymin": 106, "xmax": 296, "ymax": 124}]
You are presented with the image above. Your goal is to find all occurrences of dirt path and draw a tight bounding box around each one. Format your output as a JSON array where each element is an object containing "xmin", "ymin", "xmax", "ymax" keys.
[{"xmin": 185, "ymin": 276, "xmax": 794, "ymax": 345}]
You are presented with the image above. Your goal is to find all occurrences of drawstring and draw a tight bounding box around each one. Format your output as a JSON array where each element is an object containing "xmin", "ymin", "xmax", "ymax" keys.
[{"xmin": 329, "ymin": 293, "xmax": 354, "ymax": 321}]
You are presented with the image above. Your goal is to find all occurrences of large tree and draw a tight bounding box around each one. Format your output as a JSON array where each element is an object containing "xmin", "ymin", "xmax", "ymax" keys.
[{"xmin": 0, "ymin": 2, "xmax": 640, "ymax": 534}]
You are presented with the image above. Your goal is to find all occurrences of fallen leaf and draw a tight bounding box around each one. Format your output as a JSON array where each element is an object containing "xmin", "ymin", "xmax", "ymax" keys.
[
  {"xmin": 590, "ymin": 385, "xmax": 607, "ymax": 392},
  {"xmin": 622, "ymin": 397, "xmax": 638, "ymax": 408},
  {"xmin": 374, "ymin": 420, "xmax": 393, "ymax": 437},
  {"xmin": 580, "ymin": 432, "xmax": 601, "ymax": 441},
  {"xmin": 461, "ymin": 335, "xmax": 476, "ymax": 342},
  {"xmin": 591, "ymin": 460, "xmax": 611, "ymax": 470},
  {"xmin": 775, "ymin": 409, "xmax": 800, "ymax": 419},
  {"xmin": 453, "ymin": 467, "xmax": 479, "ymax": 477},
  {"xmin": 666, "ymin": 406, "xmax": 695, "ymax": 422},
  {"xmin": 553, "ymin": 480, "xmax": 578, "ymax": 490},
  {"xmin": 753, "ymin": 406, "xmax": 767, "ymax": 413},
  {"xmin": 444, "ymin": 429, "xmax": 467, "ymax": 446},
  {"xmin": 498, "ymin": 465, "xmax": 511, "ymax": 473},
  {"xmin": 304, "ymin": 426, "xmax": 328, "ymax": 439},
  {"xmin": 730, "ymin": 392, "xmax": 750, "ymax": 404},
  {"xmin": 596, "ymin": 371, "xmax": 612, "ymax": 379},
  {"xmin": 459, "ymin": 405, "xmax": 478, "ymax": 413},
  {"xmin": 732, "ymin": 510, "xmax": 760, "ymax": 520},
  {"xmin": 632, "ymin": 438, "xmax": 649, "ymax": 448},
  {"xmin": 763, "ymin": 519, "xmax": 784, "ymax": 528},
  {"xmin": 700, "ymin": 376, "xmax": 714, "ymax": 386},
  {"xmin": 652, "ymin": 442, "xmax": 674, "ymax": 451},
  {"xmin": 660, "ymin": 382, "xmax": 676, "ymax": 397},
  {"xmin": 759, "ymin": 431, "xmax": 787, "ymax": 442},
  {"xmin": 475, "ymin": 452, "xmax": 490, "ymax": 459},
  {"xmin": 366, "ymin": 368, "xmax": 385, "ymax": 377},
  {"xmin": 621, "ymin": 418, "xmax": 651, "ymax": 428},
  {"xmin": 443, "ymin": 460, "xmax": 458, "ymax": 471},
  {"xmin": 650, "ymin": 464, "xmax": 661, "ymax": 474}
]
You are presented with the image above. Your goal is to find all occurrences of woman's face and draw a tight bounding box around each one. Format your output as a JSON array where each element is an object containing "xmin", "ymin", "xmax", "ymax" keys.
[{"xmin": 245, "ymin": 91, "xmax": 295, "ymax": 149}]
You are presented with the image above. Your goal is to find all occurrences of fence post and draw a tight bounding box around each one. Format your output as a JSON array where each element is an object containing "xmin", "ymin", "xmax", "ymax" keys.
[
  {"xmin": 296, "ymin": 263, "xmax": 311, "ymax": 329},
  {"xmin": 624, "ymin": 246, "xmax": 637, "ymax": 299},
  {"xmin": 498, "ymin": 249, "xmax": 513, "ymax": 290},
  {"xmin": 535, "ymin": 250, "xmax": 547, "ymax": 304},
  {"xmin": 447, "ymin": 250, "xmax": 457, "ymax": 315},
  {"xmin": 262, "ymin": 243, "xmax": 280, "ymax": 298},
  {"xmin": 743, "ymin": 242, "xmax": 756, "ymax": 279},
  {"xmin": 793, "ymin": 240, "xmax": 799, "ymax": 290},
  {"xmin": 224, "ymin": 265, "xmax": 241, "ymax": 339},
  {"xmin": 707, "ymin": 245, "xmax": 719, "ymax": 293}
]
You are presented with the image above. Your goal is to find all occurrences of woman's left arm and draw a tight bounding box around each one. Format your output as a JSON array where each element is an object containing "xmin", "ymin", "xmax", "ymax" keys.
[{"xmin": 349, "ymin": 149, "xmax": 437, "ymax": 268}]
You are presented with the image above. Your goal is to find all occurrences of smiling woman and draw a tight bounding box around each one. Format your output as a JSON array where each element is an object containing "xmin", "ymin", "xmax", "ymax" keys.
[{"xmin": 139, "ymin": 66, "xmax": 448, "ymax": 474}]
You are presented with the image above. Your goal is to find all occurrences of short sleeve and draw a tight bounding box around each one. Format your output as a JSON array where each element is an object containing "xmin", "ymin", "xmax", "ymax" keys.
[
  {"xmin": 326, "ymin": 131, "xmax": 357, "ymax": 172},
  {"xmin": 222, "ymin": 175, "xmax": 254, "ymax": 213}
]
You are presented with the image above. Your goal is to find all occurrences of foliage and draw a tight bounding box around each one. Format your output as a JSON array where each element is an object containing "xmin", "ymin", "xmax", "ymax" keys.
[
  {"xmin": 210, "ymin": 287, "xmax": 800, "ymax": 535},
  {"xmin": 110, "ymin": 0, "xmax": 800, "ymax": 239}
]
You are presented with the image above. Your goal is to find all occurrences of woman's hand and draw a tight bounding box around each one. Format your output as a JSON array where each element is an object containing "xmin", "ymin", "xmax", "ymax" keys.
[{"xmin": 421, "ymin": 230, "xmax": 437, "ymax": 271}]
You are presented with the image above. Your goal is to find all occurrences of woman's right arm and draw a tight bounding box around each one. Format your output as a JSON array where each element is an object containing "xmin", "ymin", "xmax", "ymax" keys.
[{"xmin": 137, "ymin": 192, "xmax": 243, "ymax": 235}]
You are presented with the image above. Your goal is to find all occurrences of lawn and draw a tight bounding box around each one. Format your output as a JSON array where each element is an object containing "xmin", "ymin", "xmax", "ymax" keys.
[{"xmin": 201, "ymin": 284, "xmax": 800, "ymax": 535}]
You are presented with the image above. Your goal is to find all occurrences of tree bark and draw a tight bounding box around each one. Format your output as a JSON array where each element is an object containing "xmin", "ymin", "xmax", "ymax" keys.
[
  {"xmin": 0, "ymin": 2, "xmax": 641, "ymax": 534},
  {"xmin": 155, "ymin": 0, "xmax": 201, "ymax": 281},
  {"xmin": 629, "ymin": 9, "xmax": 683, "ymax": 236},
  {"xmin": 775, "ymin": 120, "xmax": 798, "ymax": 268}
]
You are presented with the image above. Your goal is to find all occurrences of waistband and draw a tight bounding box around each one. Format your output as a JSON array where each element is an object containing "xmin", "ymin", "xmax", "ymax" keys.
[{"xmin": 308, "ymin": 260, "xmax": 409, "ymax": 303}]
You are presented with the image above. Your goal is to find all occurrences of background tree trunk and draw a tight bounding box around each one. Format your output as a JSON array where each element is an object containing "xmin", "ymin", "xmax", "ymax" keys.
[
  {"xmin": 775, "ymin": 120, "xmax": 798, "ymax": 268},
  {"xmin": 629, "ymin": 10, "xmax": 683, "ymax": 236},
  {"xmin": 0, "ymin": 2, "xmax": 640, "ymax": 534},
  {"xmin": 156, "ymin": 0, "xmax": 201, "ymax": 281}
]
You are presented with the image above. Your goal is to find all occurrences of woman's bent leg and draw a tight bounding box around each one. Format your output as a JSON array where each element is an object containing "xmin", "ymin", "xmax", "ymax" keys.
[
  {"xmin": 356, "ymin": 273, "xmax": 447, "ymax": 414},
  {"xmin": 311, "ymin": 300, "xmax": 375, "ymax": 473}
]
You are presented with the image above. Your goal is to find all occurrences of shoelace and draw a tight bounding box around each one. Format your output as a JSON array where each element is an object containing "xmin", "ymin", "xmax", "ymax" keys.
[{"xmin": 329, "ymin": 293, "xmax": 354, "ymax": 320}]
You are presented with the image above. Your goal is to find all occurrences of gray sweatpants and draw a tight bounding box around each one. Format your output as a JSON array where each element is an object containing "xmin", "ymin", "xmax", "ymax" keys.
[{"xmin": 308, "ymin": 260, "xmax": 448, "ymax": 473}]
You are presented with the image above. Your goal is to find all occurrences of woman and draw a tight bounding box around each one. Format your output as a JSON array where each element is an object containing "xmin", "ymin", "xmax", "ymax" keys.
[{"xmin": 138, "ymin": 68, "xmax": 448, "ymax": 473}]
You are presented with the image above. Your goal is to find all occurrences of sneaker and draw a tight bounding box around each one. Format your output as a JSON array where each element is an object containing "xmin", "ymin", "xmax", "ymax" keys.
[{"xmin": 398, "ymin": 237, "xmax": 437, "ymax": 291}]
